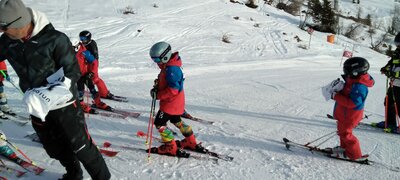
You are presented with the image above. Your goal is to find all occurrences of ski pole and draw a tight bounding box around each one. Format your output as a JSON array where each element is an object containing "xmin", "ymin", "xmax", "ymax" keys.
[
  {"xmin": 146, "ymin": 91, "xmax": 157, "ymax": 160},
  {"xmin": 0, "ymin": 136, "xmax": 35, "ymax": 165},
  {"xmin": 389, "ymin": 80, "xmax": 400, "ymax": 131},
  {"xmin": 304, "ymin": 130, "xmax": 337, "ymax": 146},
  {"xmin": 385, "ymin": 78, "xmax": 389, "ymax": 129},
  {"xmin": 145, "ymin": 92, "xmax": 156, "ymax": 145}
]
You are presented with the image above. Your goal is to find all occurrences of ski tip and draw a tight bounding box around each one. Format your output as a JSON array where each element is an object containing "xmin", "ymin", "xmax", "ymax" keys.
[
  {"xmin": 136, "ymin": 131, "xmax": 145, "ymax": 137},
  {"xmin": 16, "ymin": 171, "xmax": 27, "ymax": 177}
]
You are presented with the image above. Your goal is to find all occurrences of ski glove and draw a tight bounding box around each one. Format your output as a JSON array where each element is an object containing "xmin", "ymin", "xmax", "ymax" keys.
[
  {"xmin": 330, "ymin": 78, "xmax": 344, "ymax": 92},
  {"xmin": 150, "ymin": 87, "xmax": 158, "ymax": 99},
  {"xmin": 321, "ymin": 78, "xmax": 344, "ymax": 101},
  {"xmin": 86, "ymin": 72, "xmax": 95, "ymax": 79},
  {"xmin": 82, "ymin": 50, "xmax": 96, "ymax": 63}
]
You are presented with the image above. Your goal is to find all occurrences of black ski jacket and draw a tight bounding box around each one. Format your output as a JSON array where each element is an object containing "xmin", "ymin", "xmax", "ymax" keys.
[{"xmin": 0, "ymin": 24, "xmax": 81, "ymax": 99}]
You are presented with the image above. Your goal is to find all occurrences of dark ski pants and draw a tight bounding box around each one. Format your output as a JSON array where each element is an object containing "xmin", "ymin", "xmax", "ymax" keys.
[
  {"xmin": 385, "ymin": 86, "xmax": 400, "ymax": 128},
  {"xmin": 31, "ymin": 102, "xmax": 111, "ymax": 180}
]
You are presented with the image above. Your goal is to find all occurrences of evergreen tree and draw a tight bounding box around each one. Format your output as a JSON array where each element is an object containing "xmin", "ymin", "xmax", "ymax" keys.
[{"xmin": 321, "ymin": 0, "xmax": 336, "ymax": 33}]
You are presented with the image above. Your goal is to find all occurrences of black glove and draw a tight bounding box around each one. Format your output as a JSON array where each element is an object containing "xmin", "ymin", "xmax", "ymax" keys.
[
  {"xmin": 381, "ymin": 67, "xmax": 393, "ymax": 77},
  {"xmin": 86, "ymin": 72, "xmax": 95, "ymax": 79},
  {"xmin": 150, "ymin": 87, "xmax": 158, "ymax": 99}
]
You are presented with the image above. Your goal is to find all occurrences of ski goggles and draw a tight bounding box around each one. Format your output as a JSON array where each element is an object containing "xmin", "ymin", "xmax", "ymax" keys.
[
  {"xmin": 0, "ymin": 17, "xmax": 22, "ymax": 31},
  {"xmin": 151, "ymin": 57, "xmax": 162, "ymax": 63},
  {"xmin": 79, "ymin": 36, "xmax": 89, "ymax": 44}
]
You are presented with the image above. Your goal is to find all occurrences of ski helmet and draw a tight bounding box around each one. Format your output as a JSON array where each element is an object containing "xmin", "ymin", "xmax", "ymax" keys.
[
  {"xmin": 395, "ymin": 32, "xmax": 400, "ymax": 46},
  {"xmin": 79, "ymin": 30, "xmax": 91, "ymax": 44},
  {"xmin": 343, "ymin": 57, "xmax": 369, "ymax": 77},
  {"xmin": 149, "ymin": 42, "xmax": 172, "ymax": 63}
]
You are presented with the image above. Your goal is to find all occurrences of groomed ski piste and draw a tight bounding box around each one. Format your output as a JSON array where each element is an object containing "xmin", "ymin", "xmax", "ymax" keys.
[{"xmin": 1, "ymin": 0, "xmax": 399, "ymax": 179}]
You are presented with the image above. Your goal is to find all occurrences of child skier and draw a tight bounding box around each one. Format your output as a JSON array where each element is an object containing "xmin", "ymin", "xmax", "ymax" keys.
[
  {"xmin": 75, "ymin": 42, "xmax": 112, "ymax": 113},
  {"xmin": 374, "ymin": 32, "xmax": 400, "ymax": 132},
  {"xmin": 0, "ymin": 61, "xmax": 14, "ymax": 119},
  {"xmin": 323, "ymin": 57, "xmax": 374, "ymax": 160},
  {"xmin": 148, "ymin": 42, "xmax": 203, "ymax": 156},
  {"xmin": 79, "ymin": 30, "xmax": 115, "ymax": 99}
]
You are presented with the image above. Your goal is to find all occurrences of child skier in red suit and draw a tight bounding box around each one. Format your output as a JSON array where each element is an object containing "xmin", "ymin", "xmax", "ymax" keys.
[
  {"xmin": 329, "ymin": 57, "xmax": 374, "ymax": 160},
  {"xmin": 148, "ymin": 42, "xmax": 203, "ymax": 156},
  {"xmin": 75, "ymin": 42, "xmax": 111, "ymax": 113}
]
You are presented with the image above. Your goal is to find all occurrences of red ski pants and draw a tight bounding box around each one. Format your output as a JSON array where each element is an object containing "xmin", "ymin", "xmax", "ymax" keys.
[{"xmin": 337, "ymin": 117, "xmax": 363, "ymax": 160}]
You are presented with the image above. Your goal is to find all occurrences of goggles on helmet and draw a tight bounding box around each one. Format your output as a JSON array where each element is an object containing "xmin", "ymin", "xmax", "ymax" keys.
[{"xmin": 151, "ymin": 57, "xmax": 162, "ymax": 63}]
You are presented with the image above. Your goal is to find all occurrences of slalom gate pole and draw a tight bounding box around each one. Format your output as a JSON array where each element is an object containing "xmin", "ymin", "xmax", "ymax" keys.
[
  {"xmin": 0, "ymin": 136, "xmax": 35, "ymax": 165},
  {"xmin": 304, "ymin": 130, "xmax": 337, "ymax": 146}
]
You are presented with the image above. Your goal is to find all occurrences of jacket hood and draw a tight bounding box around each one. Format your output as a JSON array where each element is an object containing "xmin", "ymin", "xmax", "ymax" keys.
[
  {"xmin": 166, "ymin": 52, "xmax": 182, "ymax": 67},
  {"xmin": 346, "ymin": 73, "xmax": 374, "ymax": 87},
  {"xmin": 29, "ymin": 8, "xmax": 50, "ymax": 38}
]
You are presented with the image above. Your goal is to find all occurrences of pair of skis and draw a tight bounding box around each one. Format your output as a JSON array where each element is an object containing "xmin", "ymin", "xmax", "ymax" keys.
[
  {"xmin": 101, "ymin": 140, "xmax": 233, "ymax": 163},
  {"xmin": 90, "ymin": 106, "xmax": 140, "ymax": 119},
  {"xmin": 283, "ymin": 138, "xmax": 400, "ymax": 172},
  {"xmin": 135, "ymin": 131, "xmax": 233, "ymax": 162},
  {"xmin": 0, "ymin": 156, "xmax": 45, "ymax": 178}
]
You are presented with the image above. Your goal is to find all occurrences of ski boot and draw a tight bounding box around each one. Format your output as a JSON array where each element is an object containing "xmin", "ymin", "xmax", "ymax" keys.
[
  {"xmin": 104, "ymin": 92, "xmax": 115, "ymax": 99},
  {"xmin": 176, "ymin": 134, "xmax": 206, "ymax": 153},
  {"xmin": 0, "ymin": 93, "xmax": 15, "ymax": 116},
  {"xmin": 149, "ymin": 140, "xmax": 180, "ymax": 156},
  {"xmin": 92, "ymin": 94, "xmax": 113, "ymax": 111},
  {"xmin": 0, "ymin": 110, "xmax": 7, "ymax": 120},
  {"xmin": 59, "ymin": 160, "xmax": 83, "ymax": 180},
  {"xmin": 80, "ymin": 101, "xmax": 98, "ymax": 114}
]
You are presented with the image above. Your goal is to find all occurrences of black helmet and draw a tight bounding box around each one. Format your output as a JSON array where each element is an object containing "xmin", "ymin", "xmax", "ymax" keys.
[
  {"xmin": 79, "ymin": 30, "xmax": 91, "ymax": 44},
  {"xmin": 343, "ymin": 57, "xmax": 369, "ymax": 77},
  {"xmin": 395, "ymin": 32, "xmax": 400, "ymax": 46}
]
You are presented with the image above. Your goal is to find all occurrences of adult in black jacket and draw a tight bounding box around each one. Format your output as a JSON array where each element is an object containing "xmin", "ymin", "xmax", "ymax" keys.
[
  {"xmin": 377, "ymin": 32, "xmax": 400, "ymax": 133},
  {"xmin": 0, "ymin": 0, "xmax": 111, "ymax": 179}
]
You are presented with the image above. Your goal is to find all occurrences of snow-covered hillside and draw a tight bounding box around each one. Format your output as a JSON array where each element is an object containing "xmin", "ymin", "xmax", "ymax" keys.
[{"xmin": 1, "ymin": 0, "xmax": 399, "ymax": 179}]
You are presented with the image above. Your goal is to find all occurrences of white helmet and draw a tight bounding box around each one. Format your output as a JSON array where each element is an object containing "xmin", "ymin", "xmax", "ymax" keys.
[{"xmin": 149, "ymin": 42, "xmax": 172, "ymax": 63}]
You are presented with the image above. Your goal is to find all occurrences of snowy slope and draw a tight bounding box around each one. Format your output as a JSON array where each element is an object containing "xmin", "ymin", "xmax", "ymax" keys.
[{"xmin": 1, "ymin": 0, "xmax": 399, "ymax": 179}]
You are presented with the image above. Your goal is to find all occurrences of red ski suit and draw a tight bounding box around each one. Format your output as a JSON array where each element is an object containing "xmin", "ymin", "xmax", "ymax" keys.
[
  {"xmin": 76, "ymin": 44, "xmax": 109, "ymax": 97},
  {"xmin": 156, "ymin": 52, "xmax": 185, "ymax": 115},
  {"xmin": 0, "ymin": 61, "xmax": 7, "ymax": 82},
  {"xmin": 333, "ymin": 73, "xmax": 374, "ymax": 160}
]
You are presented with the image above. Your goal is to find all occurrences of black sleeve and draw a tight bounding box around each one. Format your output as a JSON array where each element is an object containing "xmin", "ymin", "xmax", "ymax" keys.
[
  {"xmin": 88, "ymin": 40, "xmax": 99, "ymax": 60},
  {"xmin": 53, "ymin": 33, "xmax": 81, "ymax": 93}
]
